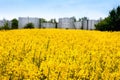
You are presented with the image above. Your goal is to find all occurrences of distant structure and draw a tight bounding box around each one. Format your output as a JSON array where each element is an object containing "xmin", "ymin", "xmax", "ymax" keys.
[
  {"xmin": 57, "ymin": 18, "xmax": 99, "ymax": 30},
  {"xmin": 82, "ymin": 20, "xmax": 88, "ymax": 30},
  {"xmin": 18, "ymin": 17, "xmax": 39, "ymax": 28},
  {"xmin": 87, "ymin": 20, "xmax": 99, "ymax": 30},
  {"xmin": 75, "ymin": 20, "xmax": 100, "ymax": 30},
  {"xmin": 0, "ymin": 19, "xmax": 11, "ymax": 28},
  {"xmin": 74, "ymin": 22, "xmax": 82, "ymax": 29},
  {"xmin": 0, "ymin": 20, "xmax": 5, "ymax": 27},
  {"xmin": 58, "ymin": 18, "xmax": 75, "ymax": 29},
  {"xmin": 0, "ymin": 17, "xmax": 100, "ymax": 30},
  {"xmin": 41, "ymin": 23, "xmax": 56, "ymax": 28}
]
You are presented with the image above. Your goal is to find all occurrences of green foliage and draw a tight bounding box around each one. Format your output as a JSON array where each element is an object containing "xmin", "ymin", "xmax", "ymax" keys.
[
  {"xmin": 0, "ymin": 22, "xmax": 10, "ymax": 30},
  {"xmin": 54, "ymin": 19, "xmax": 57, "ymax": 28},
  {"xmin": 71, "ymin": 16, "xmax": 77, "ymax": 22},
  {"xmin": 95, "ymin": 17, "xmax": 111, "ymax": 31},
  {"xmin": 78, "ymin": 17, "xmax": 88, "ymax": 29},
  {"xmin": 48, "ymin": 19, "xmax": 57, "ymax": 28},
  {"xmin": 95, "ymin": 6, "xmax": 120, "ymax": 31},
  {"xmin": 81, "ymin": 17, "xmax": 88, "ymax": 21},
  {"xmin": 39, "ymin": 18, "xmax": 47, "ymax": 23},
  {"xmin": 11, "ymin": 18, "xmax": 18, "ymax": 29},
  {"xmin": 109, "ymin": 6, "xmax": 120, "ymax": 31},
  {"xmin": 39, "ymin": 18, "xmax": 47, "ymax": 28},
  {"xmin": 48, "ymin": 19, "xmax": 57, "ymax": 23},
  {"xmin": 24, "ymin": 23, "xmax": 34, "ymax": 29},
  {"xmin": 53, "ymin": 19, "xmax": 57, "ymax": 23}
]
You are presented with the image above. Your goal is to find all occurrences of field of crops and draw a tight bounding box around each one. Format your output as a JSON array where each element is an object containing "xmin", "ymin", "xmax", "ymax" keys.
[{"xmin": 0, "ymin": 29, "xmax": 120, "ymax": 80}]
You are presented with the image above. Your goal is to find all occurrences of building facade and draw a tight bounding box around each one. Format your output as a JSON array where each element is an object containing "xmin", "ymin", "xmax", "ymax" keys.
[
  {"xmin": 0, "ymin": 19, "xmax": 11, "ymax": 28},
  {"xmin": 74, "ymin": 22, "xmax": 82, "ymax": 29},
  {"xmin": 13, "ymin": 17, "xmax": 100, "ymax": 30},
  {"xmin": 18, "ymin": 17, "xmax": 39, "ymax": 28},
  {"xmin": 58, "ymin": 18, "xmax": 75, "ymax": 29},
  {"xmin": 41, "ymin": 23, "xmax": 56, "ymax": 28}
]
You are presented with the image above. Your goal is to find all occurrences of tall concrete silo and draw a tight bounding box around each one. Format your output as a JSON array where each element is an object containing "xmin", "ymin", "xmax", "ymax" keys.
[
  {"xmin": 41, "ymin": 23, "xmax": 56, "ymax": 28},
  {"xmin": 83, "ymin": 20, "xmax": 88, "ymax": 30},
  {"xmin": 0, "ymin": 20, "xmax": 4, "ymax": 27},
  {"xmin": 74, "ymin": 21, "xmax": 82, "ymax": 29},
  {"xmin": 18, "ymin": 17, "xmax": 39, "ymax": 28},
  {"xmin": 0, "ymin": 19, "xmax": 11, "ymax": 28},
  {"xmin": 58, "ymin": 18, "xmax": 75, "ymax": 29},
  {"xmin": 88, "ymin": 20, "xmax": 99, "ymax": 30},
  {"xmin": 28, "ymin": 17, "xmax": 39, "ymax": 28}
]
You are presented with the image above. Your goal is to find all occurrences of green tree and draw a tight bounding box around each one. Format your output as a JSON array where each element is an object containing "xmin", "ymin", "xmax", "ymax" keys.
[
  {"xmin": 0, "ymin": 21, "xmax": 10, "ymax": 30},
  {"xmin": 53, "ymin": 19, "xmax": 57, "ymax": 28},
  {"xmin": 109, "ymin": 6, "xmax": 120, "ymax": 31},
  {"xmin": 78, "ymin": 17, "xmax": 88, "ymax": 29},
  {"xmin": 48, "ymin": 19, "xmax": 57, "ymax": 23},
  {"xmin": 81, "ymin": 17, "xmax": 88, "ymax": 21},
  {"xmin": 79, "ymin": 17, "xmax": 88, "ymax": 21},
  {"xmin": 24, "ymin": 23, "xmax": 34, "ymax": 29},
  {"xmin": 78, "ymin": 18, "xmax": 82, "ymax": 21},
  {"xmin": 39, "ymin": 18, "xmax": 47, "ymax": 28},
  {"xmin": 49, "ymin": 19, "xmax": 54, "ymax": 23},
  {"xmin": 11, "ymin": 18, "xmax": 18, "ymax": 29},
  {"xmin": 39, "ymin": 18, "xmax": 47, "ymax": 23},
  {"xmin": 96, "ymin": 6, "xmax": 120, "ymax": 31},
  {"xmin": 71, "ymin": 16, "xmax": 77, "ymax": 22},
  {"xmin": 95, "ymin": 17, "xmax": 111, "ymax": 31},
  {"xmin": 49, "ymin": 19, "xmax": 58, "ymax": 28}
]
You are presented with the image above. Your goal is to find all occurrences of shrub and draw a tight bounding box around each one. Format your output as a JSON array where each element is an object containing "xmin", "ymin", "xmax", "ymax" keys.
[
  {"xmin": 24, "ymin": 23, "xmax": 34, "ymax": 29},
  {"xmin": 11, "ymin": 18, "xmax": 18, "ymax": 29}
]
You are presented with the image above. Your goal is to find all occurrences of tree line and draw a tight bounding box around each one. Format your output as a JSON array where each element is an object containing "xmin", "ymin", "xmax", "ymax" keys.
[
  {"xmin": 1, "ymin": 5, "xmax": 120, "ymax": 31},
  {"xmin": 95, "ymin": 6, "xmax": 120, "ymax": 31}
]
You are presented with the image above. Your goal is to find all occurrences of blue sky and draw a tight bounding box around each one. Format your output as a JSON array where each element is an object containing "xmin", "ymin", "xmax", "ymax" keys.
[{"xmin": 0, "ymin": 0, "xmax": 120, "ymax": 20}]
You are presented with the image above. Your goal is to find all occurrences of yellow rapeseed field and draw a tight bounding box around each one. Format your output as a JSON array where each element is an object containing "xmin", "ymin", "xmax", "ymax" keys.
[{"xmin": 0, "ymin": 29, "xmax": 120, "ymax": 80}]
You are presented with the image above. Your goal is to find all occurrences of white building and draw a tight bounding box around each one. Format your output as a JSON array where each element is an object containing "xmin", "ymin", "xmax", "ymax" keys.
[
  {"xmin": 0, "ymin": 19, "xmax": 11, "ymax": 28},
  {"xmin": 18, "ymin": 17, "xmax": 39, "ymax": 28},
  {"xmin": 41, "ymin": 23, "xmax": 56, "ymax": 28},
  {"xmin": 0, "ymin": 20, "xmax": 5, "ymax": 27},
  {"xmin": 88, "ymin": 20, "xmax": 99, "ymax": 30},
  {"xmin": 16, "ymin": 17, "xmax": 100, "ymax": 30},
  {"xmin": 83, "ymin": 20, "xmax": 88, "ymax": 30},
  {"xmin": 74, "ymin": 22, "xmax": 82, "ymax": 29},
  {"xmin": 58, "ymin": 18, "xmax": 75, "ymax": 29}
]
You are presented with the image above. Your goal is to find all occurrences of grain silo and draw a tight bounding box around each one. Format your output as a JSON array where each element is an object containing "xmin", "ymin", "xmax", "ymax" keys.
[
  {"xmin": 41, "ymin": 23, "xmax": 56, "ymax": 28},
  {"xmin": 58, "ymin": 18, "xmax": 75, "ymax": 29},
  {"xmin": 18, "ymin": 17, "xmax": 39, "ymax": 28},
  {"xmin": 88, "ymin": 20, "xmax": 99, "ymax": 30},
  {"xmin": 74, "ymin": 21, "xmax": 82, "ymax": 29},
  {"xmin": 0, "ymin": 20, "xmax": 5, "ymax": 27},
  {"xmin": 0, "ymin": 19, "xmax": 11, "ymax": 28},
  {"xmin": 82, "ymin": 20, "xmax": 88, "ymax": 30}
]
